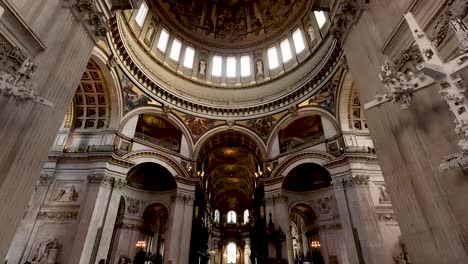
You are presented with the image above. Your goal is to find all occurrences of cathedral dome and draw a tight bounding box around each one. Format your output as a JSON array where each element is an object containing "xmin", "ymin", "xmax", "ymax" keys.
[{"xmin": 110, "ymin": 0, "xmax": 340, "ymax": 119}]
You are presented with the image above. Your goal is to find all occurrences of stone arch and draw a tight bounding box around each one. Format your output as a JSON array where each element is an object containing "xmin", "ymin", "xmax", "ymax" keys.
[
  {"xmin": 64, "ymin": 51, "xmax": 121, "ymax": 130},
  {"xmin": 269, "ymin": 152, "xmax": 334, "ymax": 180},
  {"xmin": 119, "ymin": 106, "xmax": 194, "ymax": 157},
  {"xmin": 336, "ymin": 70, "xmax": 368, "ymax": 132},
  {"xmin": 282, "ymin": 163, "xmax": 332, "ymax": 192},
  {"xmin": 126, "ymin": 162, "xmax": 178, "ymax": 191},
  {"xmin": 193, "ymin": 125, "xmax": 267, "ymax": 160},
  {"xmin": 124, "ymin": 151, "xmax": 191, "ymax": 179},
  {"xmin": 266, "ymin": 106, "xmax": 340, "ymax": 158}
]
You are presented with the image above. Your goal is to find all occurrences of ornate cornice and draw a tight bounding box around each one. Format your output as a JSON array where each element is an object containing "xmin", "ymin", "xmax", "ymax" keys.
[
  {"xmin": 37, "ymin": 211, "xmax": 79, "ymax": 220},
  {"xmin": 377, "ymin": 212, "xmax": 397, "ymax": 222}
]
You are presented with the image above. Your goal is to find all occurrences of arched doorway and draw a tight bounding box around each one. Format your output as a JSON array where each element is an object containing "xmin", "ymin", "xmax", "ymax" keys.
[{"xmin": 283, "ymin": 163, "xmax": 331, "ymax": 264}]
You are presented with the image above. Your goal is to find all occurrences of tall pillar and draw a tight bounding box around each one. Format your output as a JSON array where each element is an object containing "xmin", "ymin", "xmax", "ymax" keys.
[
  {"xmin": 95, "ymin": 179, "xmax": 126, "ymax": 263},
  {"xmin": 273, "ymin": 195, "xmax": 294, "ymax": 264},
  {"xmin": 79, "ymin": 176, "xmax": 116, "ymax": 264},
  {"xmin": 331, "ymin": 177, "xmax": 360, "ymax": 263},
  {"xmin": 164, "ymin": 192, "xmax": 194, "ymax": 264},
  {"xmin": 179, "ymin": 195, "xmax": 194, "ymax": 264},
  {"xmin": 0, "ymin": 0, "xmax": 109, "ymax": 260},
  {"xmin": 346, "ymin": 174, "xmax": 384, "ymax": 264},
  {"xmin": 332, "ymin": 1, "xmax": 468, "ymax": 262}
]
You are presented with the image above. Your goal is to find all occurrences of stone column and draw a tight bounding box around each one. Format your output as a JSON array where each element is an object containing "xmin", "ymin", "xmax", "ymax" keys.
[
  {"xmin": 179, "ymin": 195, "xmax": 194, "ymax": 264},
  {"xmin": 346, "ymin": 175, "xmax": 384, "ymax": 264},
  {"xmin": 0, "ymin": 0, "xmax": 109, "ymax": 260},
  {"xmin": 333, "ymin": 1, "xmax": 468, "ymax": 262},
  {"xmin": 331, "ymin": 177, "xmax": 360, "ymax": 263},
  {"xmin": 95, "ymin": 178, "xmax": 126, "ymax": 263},
  {"xmin": 300, "ymin": 233, "xmax": 308, "ymax": 257},
  {"xmin": 79, "ymin": 176, "xmax": 115, "ymax": 264},
  {"xmin": 273, "ymin": 195, "xmax": 294, "ymax": 264},
  {"xmin": 164, "ymin": 193, "xmax": 193, "ymax": 264}
]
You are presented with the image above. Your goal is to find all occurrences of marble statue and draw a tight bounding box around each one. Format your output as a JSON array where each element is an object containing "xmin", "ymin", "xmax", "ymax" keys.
[
  {"xmin": 199, "ymin": 59, "xmax": 207, "ymax": 75},
  {"xmin": 378, "ymin": 185, "xmax": 391, "ymax": 203},
  {"xmin": 144, "ymin": 22, "xmax": 157, "ymax": 46},
  {"xmin": 307, "ymin": 26, "xmax": 315, "ymax": 42},
  {"xmin": 256, "ymin": 60, "xmax": 263, "ymax": 75}
]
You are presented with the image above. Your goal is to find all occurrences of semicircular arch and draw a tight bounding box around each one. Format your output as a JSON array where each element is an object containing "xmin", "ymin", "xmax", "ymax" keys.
[{"xmin": 266, "ymin": 106, "xmax": 340, "ymax": 158}]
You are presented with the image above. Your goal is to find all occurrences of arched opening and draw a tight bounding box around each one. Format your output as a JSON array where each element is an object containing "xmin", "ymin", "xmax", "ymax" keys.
[
  {"xmin": 282, "ymin": 163, "xmax": 331, "ymax": 192},
  {"xmin": 227, "ymin": 211, "xmax": 237, "ymax": 224},
  {"xmin": 134, "ymin": 203, "xmax": 168, "ymax": 264},
  {"xmin": 283, "ymin": 163, "xmax": 330, "ymax": 263},
  {"xmin": 278, "ymin": 115, "xmax": 325, "ymax": 153},
  {"xmin": 289, "ymin": 204, "xmax": 323, "ymax": 263},
  {"xmin": 135, "ymin": 114, "xmax": 182, "ymax": 152},
  {"xmin": 70, "ymin": 59, "xmax": 111, "ymax": 130},
  {"xmin": 127, "ymin": 162, "xmax": 177, "ymax": 191},
  {"xmin": 227, "ymin": 242, "xmax": 237, "ymax": 264},
  {"xmin": 196, "ymin": 131, "xmax": 262, "ymax": 263}
]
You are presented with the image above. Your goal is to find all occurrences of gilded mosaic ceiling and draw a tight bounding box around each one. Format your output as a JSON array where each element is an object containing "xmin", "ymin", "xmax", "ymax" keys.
[{"xmin": 153, "ymin": 0, "xmax": 308, "ymax": 48}]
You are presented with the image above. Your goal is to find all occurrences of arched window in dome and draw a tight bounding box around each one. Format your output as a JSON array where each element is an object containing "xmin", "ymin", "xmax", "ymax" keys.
[
  {"xmin": 212, "ymin": 55, "xmax": 223, "ymax": 77},
  {"xmin": 243, "ymin": 209, "xmax": 249, "ymax": 224},
  {"xmin": 157, "ymin": 29, "xmax": 170, "ymax": 52},
  {"xmin": 226, "ymin": 57, "xmax": 237, "ymax": 78},
  {"xmin": 240, "ymin": 56, "xmax": 250, "ymax": 77},
  {"xmin": 292, "ymin": 28, "xmax": 305, "ymax": 54},
  {"xmin": 169, "ymin": 38, "xmax": 182, "ymax": 62},
  {"xmin": 214, "ymin": 209, "xmax": 220, "ymax": 224},
  {"xmin": 227, "ymin": 242, "xmax": 237, "ymax": 264},
  {"xmin": 314, "ymin": 11, "xmax": 328, "ymax": 29},
  {"xmin": 227, "ymin": 211, "xmax": 236, "ymax": 224},
  {"xmin": 280, "ymin": 39, "xmax": 292, "ymax": 63},
  {"xmin": 268, "ymin": 47, "xmax": 279, "ymax": 69},
  {"xmin": 135, "ymin": 1, "xmax": 148, "ymax": 27},
  {"xmin": 183, "ymin": 47, "xmax": 195, "ymax": 69}
]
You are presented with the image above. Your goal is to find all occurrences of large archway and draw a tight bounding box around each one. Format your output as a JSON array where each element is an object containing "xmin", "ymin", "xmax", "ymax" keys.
[{"xmin": 126, "ymin": 162, "xmax": 177, "ymax": 192}]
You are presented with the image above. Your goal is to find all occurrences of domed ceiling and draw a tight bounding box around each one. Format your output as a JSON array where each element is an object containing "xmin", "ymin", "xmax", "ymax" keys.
[{"xmin": 151, "ymin": 0, "xmax": 309, "ymax": 48}]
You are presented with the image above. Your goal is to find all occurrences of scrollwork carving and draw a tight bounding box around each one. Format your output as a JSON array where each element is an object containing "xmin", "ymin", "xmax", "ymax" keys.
[
  {"xmin": 63, "ymin": 0, "xmax": 108, "ymax": 42},
  {"xmin": 0, "ymin": 43, "xmax": 53, "ymax": 107}
]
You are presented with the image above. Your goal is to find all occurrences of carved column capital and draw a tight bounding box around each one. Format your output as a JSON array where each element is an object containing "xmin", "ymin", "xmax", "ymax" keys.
[
  {"xmin": 330, "ymin": 0, "xmax": 369, "ymax": 43},
  {"xmin": 63, "ymin": 0, "xmax": 108, "ymax": 42},
  {"xmin": 351, "ymin": 174, "xmax": 370, "ymax": 186},
  {"xmin": 86, "ymin": 172, "xmax": 105, "ymax": 184}
]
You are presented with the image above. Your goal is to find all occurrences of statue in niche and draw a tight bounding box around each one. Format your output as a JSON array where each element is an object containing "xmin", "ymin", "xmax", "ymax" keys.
[
  {"xmin": 29, "ymin": 239, "xmax": 60, "ymax": 264},
  {"xmin": 307, "ymin": 26, "xmax": 316, "ymax": 42},
  {"xmin": 378, "ymin": 185, "xmax": 391, "ymax": 203},
  {"xmin": 144, "ymin": 21, "xmax": 158, "ymax": 46},
  {"xmin": 199, "ymin": 59, "xmax": 207, "ymax": 75},
  {"xmin": 53, "ymin": 185, "xmax": 78, "ymax": 202},
  {"xmin": 256, "ymin": 59, "xmax": 263, "ymax": 75}
]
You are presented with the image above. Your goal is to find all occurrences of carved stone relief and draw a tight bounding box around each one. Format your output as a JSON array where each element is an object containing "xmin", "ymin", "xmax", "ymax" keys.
[
  {"xmin": 52, "ymin": 184, "xmax": 79, "ymax": 202},
  {"xmin": 37, "ymin": 211, "xmax": 79, "ymax": 220},
  {"xmin": 28, "ymin": 238, "xmax": 61, "ymax": 263},
  {"xmin": 126, "ymin": 197, "xmax": 148, "ymax": 215}
]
